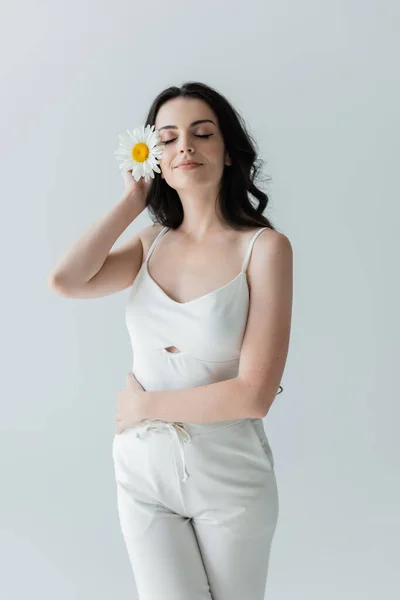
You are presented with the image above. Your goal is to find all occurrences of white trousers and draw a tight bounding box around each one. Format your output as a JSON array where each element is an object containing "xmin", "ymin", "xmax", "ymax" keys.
[{"xmin": 112, "ymin": 417, "xmax": 279, "ymax": 600}]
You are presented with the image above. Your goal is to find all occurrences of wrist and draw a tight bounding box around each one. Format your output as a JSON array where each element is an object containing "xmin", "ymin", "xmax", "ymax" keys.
[
  {"xmin": 139, "ymin": 390, "xmax": 154, "ymax": 420},
  {"xmin": 121, "ymin": 190, "xmax": 146, "ymax": 206}
]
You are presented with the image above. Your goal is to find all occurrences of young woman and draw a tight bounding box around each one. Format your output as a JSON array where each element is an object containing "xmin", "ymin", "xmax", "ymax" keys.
[{"xmin": 48, "ymin": 81, "xmax": 293, "ymax": 600}]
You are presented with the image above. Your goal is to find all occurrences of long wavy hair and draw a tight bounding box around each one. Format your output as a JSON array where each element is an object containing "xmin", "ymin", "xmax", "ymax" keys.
[
  {"xmin": 143, "ymin": 81, "xmax": 283, "ymax": 396},
  {"xmin": 143, "ymin": 81, "xmax": 279, "ymax": 233}
]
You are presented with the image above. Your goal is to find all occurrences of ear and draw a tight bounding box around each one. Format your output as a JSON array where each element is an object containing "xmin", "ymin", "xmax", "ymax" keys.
[{"xmin": 225, "ymin": 152, "xmax": 232, "ymax": 166}]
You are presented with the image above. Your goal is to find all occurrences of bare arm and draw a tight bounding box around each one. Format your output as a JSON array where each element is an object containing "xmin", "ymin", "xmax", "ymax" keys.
[{"xmin": 47, "ymin": 191, "xmax": 147, "ymax": 298}]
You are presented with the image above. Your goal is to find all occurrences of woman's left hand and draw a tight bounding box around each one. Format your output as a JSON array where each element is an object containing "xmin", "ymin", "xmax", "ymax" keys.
[{"xmin": 116, "ymin": 372, "xmax": 147, "ymax": 434}]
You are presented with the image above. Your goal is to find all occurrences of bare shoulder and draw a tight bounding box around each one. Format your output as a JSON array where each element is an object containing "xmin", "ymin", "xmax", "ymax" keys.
[
  {"xmin": 138, "ymin": 223, "xmax": 165, "ymax": 264},
  {"xmin": 256, "ymin": 228, "xmax": 293, "ymax": 257},
  {"xmin": 247, "ymin": 228, "xmax": 293, "ymax": 289}
]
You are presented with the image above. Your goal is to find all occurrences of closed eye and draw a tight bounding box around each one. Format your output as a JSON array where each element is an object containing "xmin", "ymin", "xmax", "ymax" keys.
[{"xmin": 162, "ymin": 134, "xmax": 214, "ymax": 145}]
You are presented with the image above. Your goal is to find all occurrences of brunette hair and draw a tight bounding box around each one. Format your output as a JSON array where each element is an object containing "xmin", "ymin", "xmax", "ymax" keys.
[{"xmin": 144, "ymin": 80, "xmax": 279, "ymax": 233}]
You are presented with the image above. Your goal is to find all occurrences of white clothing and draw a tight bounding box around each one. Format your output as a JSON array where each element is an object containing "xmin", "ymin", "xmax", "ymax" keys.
[{"xmin": 112, "ymin": 226, "xmax": 279, "ymax": 599}]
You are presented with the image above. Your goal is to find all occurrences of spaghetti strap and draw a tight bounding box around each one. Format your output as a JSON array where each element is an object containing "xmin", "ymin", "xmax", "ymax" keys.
[
  {"xmin": 145, "ymin": 226, "xmax": 170, "ymax": 263},
  {"xmin": 241, "ymin": 227, "xmax": 269, "ymax": 274}
]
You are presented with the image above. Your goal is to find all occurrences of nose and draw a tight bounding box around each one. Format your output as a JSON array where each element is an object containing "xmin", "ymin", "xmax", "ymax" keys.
[{"xmin": 178, "ymin": 132, "xmax": 194, "ymax": 154}]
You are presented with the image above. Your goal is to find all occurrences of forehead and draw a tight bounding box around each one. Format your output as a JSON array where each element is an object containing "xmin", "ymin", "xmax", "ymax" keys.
[{"xmin": 155, "ymin": 97, "xmax": 218, "ymax": 131}]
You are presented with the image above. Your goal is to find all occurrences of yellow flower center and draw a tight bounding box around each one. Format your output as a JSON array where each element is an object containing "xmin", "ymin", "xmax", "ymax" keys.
[{"xmin": 131, "ymin": 142, "xmax": 149, "ymax": 163}]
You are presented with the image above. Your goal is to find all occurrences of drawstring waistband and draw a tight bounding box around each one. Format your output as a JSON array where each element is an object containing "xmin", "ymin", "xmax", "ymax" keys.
[{"xmin": 135, "ymin": 420, "xmax": 192, "ymax": 483}]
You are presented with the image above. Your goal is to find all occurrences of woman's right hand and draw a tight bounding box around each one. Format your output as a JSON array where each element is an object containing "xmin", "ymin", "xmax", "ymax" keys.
[{"xmin": 122, "ymin": 169, "xmax": 155, "ymax": 204}]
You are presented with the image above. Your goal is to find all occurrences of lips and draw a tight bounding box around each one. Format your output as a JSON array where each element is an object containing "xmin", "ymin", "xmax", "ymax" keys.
[
  {"xmin": 176, "ymin": 161, "xmax": 201, "ymax": 168},
  {"xmin": 178, "ymin": 164, "xmax": 202, "ymax": 171}
]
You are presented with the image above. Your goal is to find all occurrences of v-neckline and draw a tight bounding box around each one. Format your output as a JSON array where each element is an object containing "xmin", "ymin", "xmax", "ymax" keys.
[{"xmin": 143, "ymin": 261, "xmax": 246, "ymax": 306}]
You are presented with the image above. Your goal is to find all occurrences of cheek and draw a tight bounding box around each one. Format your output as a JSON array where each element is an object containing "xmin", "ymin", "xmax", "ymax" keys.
[
  {"xmin": 158, "ymin": 155, "xmax": 171, "ymax": 179},
  {"xmin": 160, "ymin": 152, "xmax": 174, "ymax": 172},
  {"xmin": 159, "ymin": 147, "xmax": 169, "ymax": 164}
]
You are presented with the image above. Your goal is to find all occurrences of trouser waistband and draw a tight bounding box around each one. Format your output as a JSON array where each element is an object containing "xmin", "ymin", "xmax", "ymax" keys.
[
  {"xmin": 133, "ymin": 418, "xmax": 247, "ymax": 483},
  {"xmin": 135, "ymin": 420, "xmax": 192, "ymax": 483}
]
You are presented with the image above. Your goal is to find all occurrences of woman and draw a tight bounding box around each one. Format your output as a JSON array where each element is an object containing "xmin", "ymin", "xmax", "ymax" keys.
[{"xmin": 48, "ymin": 81, "xmax": 293, "ymax": 600}]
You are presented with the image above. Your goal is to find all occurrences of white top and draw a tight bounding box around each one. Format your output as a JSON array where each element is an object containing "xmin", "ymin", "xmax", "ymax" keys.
[{"xmin": 125, "ymin": 226, "xmax": 268, "ymax": 393}]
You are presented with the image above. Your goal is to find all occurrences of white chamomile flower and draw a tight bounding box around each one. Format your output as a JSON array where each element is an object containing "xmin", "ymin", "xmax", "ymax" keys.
[{"xmin": 114, "ymin": 124, "xmax": 165, "ymax": 183}]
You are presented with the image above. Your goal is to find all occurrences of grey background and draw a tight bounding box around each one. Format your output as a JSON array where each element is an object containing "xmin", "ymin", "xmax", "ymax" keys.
[{"xmin": 1, "ymin": 1, "xmax": 399, "ymax": 598}]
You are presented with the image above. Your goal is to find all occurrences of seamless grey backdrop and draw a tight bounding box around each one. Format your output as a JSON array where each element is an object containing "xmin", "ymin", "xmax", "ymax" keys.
[{"xmin": 1, "ymin": 1, "xmax": 399, "ymax": 599}]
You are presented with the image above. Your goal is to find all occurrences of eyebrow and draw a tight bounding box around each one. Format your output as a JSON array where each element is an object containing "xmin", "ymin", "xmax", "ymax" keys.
[{"xmin": 157, "ymin": 119, "xmax": 216, "ymax": 132}]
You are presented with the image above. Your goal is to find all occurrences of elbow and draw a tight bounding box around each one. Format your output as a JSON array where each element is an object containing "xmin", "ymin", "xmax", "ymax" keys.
[
  {"xmin": 47, "ymin": 273, "xmax": 70, "ymax": 296},
  {"xmin": 237, "ymin": 378, "xmax": 267, "ymax": 418},
  {"xmin": 255, "ymin": 389, "xmax": 279, "ymax": 418},
  {"xmin": 47, "ymin": 270, "xmax": 67, "ymax": 286},
  {"xmin": 250, "ymin": 386, "xmax": 278, "ymax": 419},
  {"xmin": 254, "ymin": 401, "xmax": 268, "ymax": 419},
  {"xmin": 47, "ymin": 273, "xmax": 60, "ymax": 290}
]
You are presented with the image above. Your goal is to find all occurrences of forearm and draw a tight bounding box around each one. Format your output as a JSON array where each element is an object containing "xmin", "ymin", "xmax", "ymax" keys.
[
  {"xmin": 48, "ymin": 192, "xmax": 144, "ymax": 286},
  {"xmin": 143, "ymin": 376, "xmax": 262, "ymax": 424}
]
